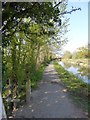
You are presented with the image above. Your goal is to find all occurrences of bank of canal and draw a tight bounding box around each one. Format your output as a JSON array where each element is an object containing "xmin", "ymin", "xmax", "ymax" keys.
[
  {"xmin": 54, "ymin": 61, "xmax": 89, "ymax": 112},
  {"xmin": 58, "ymin": 61, "xmax": 90, "ymax": 84}
]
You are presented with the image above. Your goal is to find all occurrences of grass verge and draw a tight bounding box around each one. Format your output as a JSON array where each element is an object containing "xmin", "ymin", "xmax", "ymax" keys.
[
  {"xmin": 31, "ymin": 61, "xmax": 50, "ymax": 89},
  {"xmin": 31, "ymin": 64, "xmax": 45, "ymax": 89},
  {"xmin": 54, "ymin": 61, "xmax": 90, "ymax": 113}
]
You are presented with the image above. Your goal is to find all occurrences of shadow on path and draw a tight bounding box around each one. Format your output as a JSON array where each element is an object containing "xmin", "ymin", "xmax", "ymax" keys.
[{"xmin": 14, "ymin": 63, "xmax": 88, "ymax": 118}]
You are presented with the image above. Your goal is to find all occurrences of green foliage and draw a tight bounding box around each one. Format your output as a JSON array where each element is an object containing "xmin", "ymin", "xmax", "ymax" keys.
[
  {"xmin": 16, "ymin": 64, "xmax": 26, "ymax": 86},
  {"xmin": 72, "ymin": 46, "xmax": 89, "ymax": 59},
  {"xmin": 2, "ymin": 1, "xmax": 69, "ymax": 116},
  {"xmin": 31, "ymin": 63, "xmax": 46, "ymax": 89},
  {"xmin": 63, "ymin": 51, "xmax": 72, "ymax": 59},
  {"xmin": 63, "ymin": 46, "xmax": 90, "ymax": 60}
]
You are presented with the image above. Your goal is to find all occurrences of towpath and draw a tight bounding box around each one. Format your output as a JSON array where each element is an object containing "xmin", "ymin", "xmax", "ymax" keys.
[{"xmin": 14, "ymin": 62, "xmax": 87, "ymax": 118}]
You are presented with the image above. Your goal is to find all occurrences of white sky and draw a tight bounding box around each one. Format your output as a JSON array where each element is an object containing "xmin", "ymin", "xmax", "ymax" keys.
[{"xmin": 69, "ymin": 0, "xmax": 90, "ymax": 2}]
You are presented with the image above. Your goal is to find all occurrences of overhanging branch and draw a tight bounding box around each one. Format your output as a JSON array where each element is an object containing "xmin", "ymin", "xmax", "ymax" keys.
[
  {"xmin": 59, "ymin": 8, "xmax": 81, "ymax": 15},
  {"xmin": 53, "ymin": 2, "xmax": 62, "ymax": 8}
]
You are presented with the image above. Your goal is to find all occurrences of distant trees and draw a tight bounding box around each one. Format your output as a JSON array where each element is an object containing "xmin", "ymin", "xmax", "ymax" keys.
[
  {"xmin": 76, "ymin": 46, "xmax": 88, "ymax": 59},
  {"xmin": 63, "ymin": 51, "xmax": 72, "ymax": 59},
  {"xmin": 63, "ymin": 46, "xmax": 90, "ymax": 59},
  {"xmin": 72, "ymin": 46, "xmax": 89, "ymax": 59}
]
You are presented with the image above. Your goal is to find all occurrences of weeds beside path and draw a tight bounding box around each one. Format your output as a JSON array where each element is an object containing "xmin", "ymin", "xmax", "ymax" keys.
[{"xmin": 14, "ymin": 62, "xmax": 87, "ymax": 118}]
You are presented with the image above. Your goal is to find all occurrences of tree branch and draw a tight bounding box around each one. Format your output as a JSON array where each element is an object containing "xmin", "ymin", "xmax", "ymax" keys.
[
  {"xmin": 59, "ymin": 8, "xmax": 81, "ymax": 15},
  {"xmin": 53, "ymin": 2, "xmax": 62, "ymax": 8}
]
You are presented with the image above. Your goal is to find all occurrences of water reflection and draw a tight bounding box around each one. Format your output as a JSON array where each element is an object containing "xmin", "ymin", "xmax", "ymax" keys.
[{"xmin": 58, "ymin": 61, "xmax": 90, "ymax": 84}]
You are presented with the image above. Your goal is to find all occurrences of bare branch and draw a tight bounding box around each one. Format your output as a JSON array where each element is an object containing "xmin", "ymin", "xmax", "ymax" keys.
[
  {"xmin": 59, "ymin": 8, "xmax": 81, "ymax": 15},
  {"xmin": 53, "ymin": 2, "xmax": 62, "ymax": 8}
]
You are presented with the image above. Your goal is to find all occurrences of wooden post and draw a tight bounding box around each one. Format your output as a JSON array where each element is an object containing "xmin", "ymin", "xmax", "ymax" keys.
[{"xmin": 26, "ymin": 80, "xmax": 31, "ymax": 103}]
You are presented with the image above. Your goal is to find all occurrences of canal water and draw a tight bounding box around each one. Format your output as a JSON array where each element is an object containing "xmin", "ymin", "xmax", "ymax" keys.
[{"xmin": 58, "ymin": 61, "xmax": 90, "ymax": 84}]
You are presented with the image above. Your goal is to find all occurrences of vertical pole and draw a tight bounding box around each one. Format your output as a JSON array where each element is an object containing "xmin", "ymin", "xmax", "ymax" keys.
[{"xmin": 88, "ymin": 1, "xmax": 90, "ymax": 118}]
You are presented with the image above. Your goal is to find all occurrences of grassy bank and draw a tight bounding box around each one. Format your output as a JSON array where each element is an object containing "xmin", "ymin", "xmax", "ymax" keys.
[
  {"xmin": 31, "ymin": 63, "xmax": 47, "ymax": 89},
  {"xmin": 54, "ymin": 61, "xmax": 90, "ymax": 112}
]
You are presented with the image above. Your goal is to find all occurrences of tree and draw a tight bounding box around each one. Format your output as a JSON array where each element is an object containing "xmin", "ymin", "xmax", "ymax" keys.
[
  {"xmin": 2, "ymin": 1, "xmax": 81, "ymax": 114},
  {"xmin": 63, "ymin": 51, "xmax": 72, "ymax": 59},
  {"xmin": 72, "ymin": 46, "xmax": 89, "ymax": 59}
]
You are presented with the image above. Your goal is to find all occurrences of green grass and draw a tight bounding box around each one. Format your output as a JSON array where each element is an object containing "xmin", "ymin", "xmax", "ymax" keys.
[
  {"xmin": 31, "ymin": 63, "xmax": 47, "ymax": 89},
  {"xmin": 54, "ymin": 61, "xmax": 89, "ymax": 112},
  {"xmin": 31, "ymin": 59, "xmax": 51, "ymax": 89}
]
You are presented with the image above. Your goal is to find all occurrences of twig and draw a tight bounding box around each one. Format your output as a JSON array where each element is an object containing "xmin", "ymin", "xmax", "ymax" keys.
[
  {"xmin": 53, "ymin": 2, "xmax": 62, "ymax": 8},
  {"xmin": 59, "ymin": 8, "xmax": 81, "ymax": 15}
]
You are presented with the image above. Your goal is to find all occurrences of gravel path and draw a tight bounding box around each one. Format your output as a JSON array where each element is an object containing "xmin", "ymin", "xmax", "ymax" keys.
[{"xmin": 14, "ymin": 63, "xmax": 87, "ymax": 118}]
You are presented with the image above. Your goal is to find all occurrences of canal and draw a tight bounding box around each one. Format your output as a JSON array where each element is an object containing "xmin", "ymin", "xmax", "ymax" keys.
[{"xmin": 58, "ymin": 61, "xmax": 90, "ymax": 84}]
